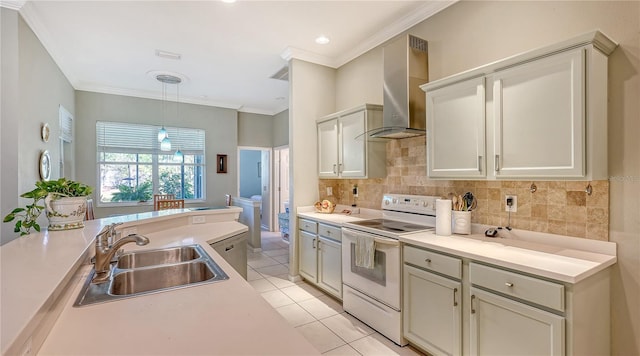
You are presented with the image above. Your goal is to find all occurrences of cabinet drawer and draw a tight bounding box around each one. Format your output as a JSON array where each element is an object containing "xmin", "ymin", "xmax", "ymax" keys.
[
  {"xmin": 298, "ymin": 218, "xmax": 318, "ymax": 234},
  {"xmin": 403, "ymin": 245, "xmax": 462, "ymax": 280},
  {"xmin": 469, "ymin": 263, "xmax": 564, "ymax": 312},
  {"xmin": 318, "ymin": 223, "xmax": 341, "ymax": 242}
]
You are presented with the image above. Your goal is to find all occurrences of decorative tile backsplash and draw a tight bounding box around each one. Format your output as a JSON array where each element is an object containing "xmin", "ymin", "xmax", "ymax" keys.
[{"xmin": 319, "ymin": 136, "xmax": 609, "ymax": 240}]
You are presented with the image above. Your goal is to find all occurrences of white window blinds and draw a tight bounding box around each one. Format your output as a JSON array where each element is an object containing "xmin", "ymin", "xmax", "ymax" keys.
[{"xmin": 96, "ymin": 121, "xmax": 205, "ymax": 154}]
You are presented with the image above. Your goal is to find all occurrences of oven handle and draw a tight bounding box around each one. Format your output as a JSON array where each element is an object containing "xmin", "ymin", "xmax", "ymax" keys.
[{"xmin": 342, "ymin": 228, "xmax": 400, "ymax": 246}]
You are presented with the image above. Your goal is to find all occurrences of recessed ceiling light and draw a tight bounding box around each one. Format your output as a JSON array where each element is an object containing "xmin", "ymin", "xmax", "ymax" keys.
[{"xmin": 315, "ymin": 35, "xmax": 330, "ymax": 45}]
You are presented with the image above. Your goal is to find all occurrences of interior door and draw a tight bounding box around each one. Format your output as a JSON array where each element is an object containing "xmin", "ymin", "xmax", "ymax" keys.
[{"xmin": 260, "ymin": 150, "xmax": 271, "ymax": 230}]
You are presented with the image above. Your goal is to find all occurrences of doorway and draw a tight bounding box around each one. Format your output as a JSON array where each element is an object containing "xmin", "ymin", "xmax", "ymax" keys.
[
  {"xmin": 273, "ymin": 146, "xmax": 290, "ymax": 218},
  {"xmin": 238, "ymin": 147, "xmax": 271, "ymax": 230}
]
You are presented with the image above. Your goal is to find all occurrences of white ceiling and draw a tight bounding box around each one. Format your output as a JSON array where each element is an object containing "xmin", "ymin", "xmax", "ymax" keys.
[{"xmin": 14, "ymin": 1, "xmax": 455, "ymax": 115}]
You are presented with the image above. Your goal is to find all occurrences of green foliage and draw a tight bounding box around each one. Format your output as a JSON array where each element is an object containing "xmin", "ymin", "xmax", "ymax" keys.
[
  {"xmin": 3, "ymin": 178, "xmax": 93, "ymax": 236},
  {"xmin": 159, "ymin": 171, "xmax": 194, "ymax": 199},
  {"xmin": 110, "ymin": 181, "xmax": 153, "ymax": 202}
]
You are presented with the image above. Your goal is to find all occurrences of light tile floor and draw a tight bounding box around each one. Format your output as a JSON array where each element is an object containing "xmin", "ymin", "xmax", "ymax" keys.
[{"xmin": 248, "ymin": 231, "xmax": 426, "ymax": 356}]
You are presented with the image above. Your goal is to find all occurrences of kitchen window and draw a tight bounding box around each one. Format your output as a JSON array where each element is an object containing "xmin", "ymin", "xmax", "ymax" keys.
[{"xmin": 96, "ymin": 121, "xmax": 205, "ymax": 206}]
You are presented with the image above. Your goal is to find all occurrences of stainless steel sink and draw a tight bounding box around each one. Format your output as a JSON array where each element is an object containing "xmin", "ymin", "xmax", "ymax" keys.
[
  {"xmin": 111, "ymin": 261, "xmax": 214, "ymax": 295},
  {"xmin": 74, "ymin": 244, "xmax": 228, "ymax": 307},
  {"xmin": 117, "ymin": 246, "xmax": 201, "ymax": 269}
]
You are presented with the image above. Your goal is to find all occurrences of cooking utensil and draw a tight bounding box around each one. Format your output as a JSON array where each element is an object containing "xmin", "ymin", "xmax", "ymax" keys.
[{"xmin": 463, "ymin": 192, "xmax": 476, "ymax": 211}]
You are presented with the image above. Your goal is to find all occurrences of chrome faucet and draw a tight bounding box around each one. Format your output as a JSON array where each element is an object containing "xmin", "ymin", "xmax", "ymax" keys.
[{"xmin": 92, "ymin": 223, "xmax": 149, "ymax": 283}]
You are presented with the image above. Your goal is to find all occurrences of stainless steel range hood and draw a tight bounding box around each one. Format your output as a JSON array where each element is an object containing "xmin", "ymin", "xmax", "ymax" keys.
[{"xmin": 368, "ymin": 34, "xmax": 429, "ymax": 139}]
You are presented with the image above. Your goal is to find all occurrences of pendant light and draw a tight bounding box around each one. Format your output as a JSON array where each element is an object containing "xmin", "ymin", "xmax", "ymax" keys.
[
  {"xmin": 158, "ymin": 81, "xmax": 168, "ymax": 142},
  {"xmin": 173, "ymin": 86, "xmax": 183, "ymax": 161},
  {"xmin": 156, "ymin": 74, "xmax": 182, "ymax": 151}
]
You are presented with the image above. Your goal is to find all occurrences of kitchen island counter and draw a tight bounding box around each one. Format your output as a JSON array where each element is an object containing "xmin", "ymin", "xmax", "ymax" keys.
[{"xmin": 2, "ymin": 208, "xmax": 319, "ymax": 355}]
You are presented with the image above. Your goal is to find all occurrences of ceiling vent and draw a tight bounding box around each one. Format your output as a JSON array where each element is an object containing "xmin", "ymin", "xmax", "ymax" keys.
[
  {"xmin": 270, "ymin": 66, "xmax": 289, "ymax": 81},
  {"xmin": 155, "ymin": 50, "xmax": 182, "ymax": 60}
]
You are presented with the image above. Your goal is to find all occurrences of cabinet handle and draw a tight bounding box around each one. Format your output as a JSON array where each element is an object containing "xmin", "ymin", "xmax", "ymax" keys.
[
  {"xmin": 478, "ymin": 156, "xmax": 482, "ymax": 172},
  {"xmin": 453, "ymin": 288, "xmax": 458, "ymax": 307},
  {"xmin": 495, "ymin": 154, "xmax": 500, "ymax": 172},
  {"xmin": 471, "ymin": 294, "xmax": 476, "ymax": 314},
  {"xmin": 505, "ymin": 282, "xmax": 514, "ymax": 287},
  {"xmin": 225, "ymin": 244, "xmax": 234, "ymax": 252},
  {"xmin": 425, "ymin": 258, "xmax": 432, "ymax": 263},
  {"xmin": 333, "ymin": 164, "xmax": 337, "ymax": 174},
  {"xmin": 312, "ymin": 238, "xmax": 316, "ymax": 249},
  {"xmin": 338, "ymin": 163, "xmax": 343, "ymax": 173}
]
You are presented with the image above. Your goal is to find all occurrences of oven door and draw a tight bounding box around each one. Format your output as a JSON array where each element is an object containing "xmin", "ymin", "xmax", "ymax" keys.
[{"xmin": 341, "ymin": 227, "xmax": 401, "ymax": 310}]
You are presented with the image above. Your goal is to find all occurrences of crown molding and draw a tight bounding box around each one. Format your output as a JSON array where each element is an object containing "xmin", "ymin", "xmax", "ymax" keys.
[
  {"xmin": 19, "ymin": 1, "xmax": 80, "ymax": 88},
  {"xmin": 334, "ymin": 0, "xmax": 457, "ymax": 67},
  {"xmin": 282, "ymin": 1, "xmax": 457, "ymax": 68},
  {"xmin": 0, "ymin": 1, "xmax": 25, "ymax": 11},
  {"xmin": 281, "ymin": 47, "xmax": 338, "ymax": 68}
]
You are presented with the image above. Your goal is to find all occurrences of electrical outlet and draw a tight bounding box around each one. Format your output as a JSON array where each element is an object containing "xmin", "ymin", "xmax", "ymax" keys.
[
  {"xmin": 326, "ymin": 187, "xmax": 333, "ymax": 196},
  {"xmin": 122, "ymin": 227, "xmax": 137, "ymax": 236},
  {"xmin": 192, "ymin": 215, "xmax": 206, "ymax": 224},
  {"xmin": 505, "ymin": 195, "xmax": 517, "ymax": 212}
]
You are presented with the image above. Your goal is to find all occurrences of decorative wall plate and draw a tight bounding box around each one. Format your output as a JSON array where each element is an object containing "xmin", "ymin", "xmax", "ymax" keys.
[
  {"xmin": 39, "ymin": 150, "xmax": 51, "ymax": 181},
  {"xmin": 41, "ymin": 123, "xmax": 50, "ymax": 142}
]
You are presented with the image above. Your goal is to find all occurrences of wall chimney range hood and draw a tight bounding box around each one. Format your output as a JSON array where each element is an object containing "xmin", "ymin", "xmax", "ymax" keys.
[{"xmin": 367, "ymin": 34, "xmax": 429, "ymax": 139}]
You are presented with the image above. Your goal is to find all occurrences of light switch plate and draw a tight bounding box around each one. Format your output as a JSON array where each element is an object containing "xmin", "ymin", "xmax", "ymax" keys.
[
  {"xmin": 326, "ymin": 187, "xmax": 333, "ymax": 196},
  {"xmin": 192, "ymin": 216, "xmax": 206, "ymax": 224}
]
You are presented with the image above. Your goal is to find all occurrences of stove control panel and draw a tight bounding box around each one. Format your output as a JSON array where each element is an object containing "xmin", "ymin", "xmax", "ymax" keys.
[{"xmin": 381, "ymin": 194, "xmax": 439, "ymax": 215}]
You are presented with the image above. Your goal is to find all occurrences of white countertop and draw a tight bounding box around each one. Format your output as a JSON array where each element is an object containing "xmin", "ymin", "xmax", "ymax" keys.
[
  {"xmin": 297, "ymin": 205, "xmax": 382, "ymax": 225},
  {"xmin": 296, "ymin": 206, "xmax": 616, "ymax": 283},
  {"xmin": 1, "ymin": 208, "xmax": 319, "ymax": 356},
  {"xmin": 400, "ymin": 228, "xmax": 617, "ymax": 284}
]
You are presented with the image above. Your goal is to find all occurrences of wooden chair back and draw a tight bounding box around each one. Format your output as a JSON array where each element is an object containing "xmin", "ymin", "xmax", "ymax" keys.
[
  {"xmin": 155, "ymin": 199, "xmax": 184, "ymax": 211},
  {"xmin": 153, "ymin": 194, "xmax": 175, "ymax": 210}
]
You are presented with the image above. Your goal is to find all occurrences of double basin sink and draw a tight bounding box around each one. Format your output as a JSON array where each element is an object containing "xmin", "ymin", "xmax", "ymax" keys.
[{"xmin": 74, "ymin": 244, "xmax": 228, "ymax": 307}]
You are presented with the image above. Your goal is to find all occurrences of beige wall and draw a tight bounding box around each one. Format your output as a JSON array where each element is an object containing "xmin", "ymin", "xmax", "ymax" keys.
[
  {"xmin": 335, "ymin": 48, "xmax": 384, "ymax": 110},
  {"xmin": 273, "ymin": 109, "xmax": 289, "ymax": 147},
  {"xmin": 237, "ymin": 112, "xmax": 273, "ymax": 147},
  {"xmin": 1, "ymin": 10, "xmax": 75, "ymax": 244},
  {"xmin": 288, "ymin": 58, "xmax": 336, "ymax": 277},
  {"xmin": 75, "ymin": 91, "xmax": 239, "ymax": 218},
  {"xmin": 332, "ymin": 1, "xmax": 640, "ymax": 353}
]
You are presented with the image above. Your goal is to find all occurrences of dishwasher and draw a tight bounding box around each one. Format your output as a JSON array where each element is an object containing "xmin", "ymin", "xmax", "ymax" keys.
[{"xmin": 210, "ymin": 231, "xmax": 248, "ymax": 279}]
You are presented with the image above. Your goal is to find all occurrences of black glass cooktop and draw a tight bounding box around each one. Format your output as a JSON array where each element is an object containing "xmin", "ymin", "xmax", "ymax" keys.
[{"xmin": 348, "ymin": 219, "xmax": 433, "ymax": 233}]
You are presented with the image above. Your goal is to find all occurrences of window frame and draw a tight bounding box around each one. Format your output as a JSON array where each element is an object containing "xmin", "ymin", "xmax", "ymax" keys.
[{"xmin": 96, "ymin": 121, "xmax": 206, "ymax": 207}]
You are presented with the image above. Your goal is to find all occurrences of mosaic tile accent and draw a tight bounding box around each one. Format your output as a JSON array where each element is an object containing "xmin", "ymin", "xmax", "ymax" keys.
[{"xmin": 318, "ymin": 136, "xmax": 609, "ymax": 240}]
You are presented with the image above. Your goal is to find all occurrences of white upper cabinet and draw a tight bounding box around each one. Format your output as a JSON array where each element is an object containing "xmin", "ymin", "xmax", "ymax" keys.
[
  {"xmin": 427, "ymin": 77, "xmax": 486, "ymax": 178},
  {"xmin": 317, "ymin": 104, "xmax": 385, "ymax": 179},
  {"xmin": 421, "ymin": 30, "xmax": 617, "ymax": 180},
  {"xmin": 493, "ymin": 49, "xmax": 585, "ymax": 178}
]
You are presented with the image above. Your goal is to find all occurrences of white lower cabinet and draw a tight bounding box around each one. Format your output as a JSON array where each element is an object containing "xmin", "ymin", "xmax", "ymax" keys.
[
  {"xmin": 469, "ymin": 287, "xmax": 564, "ymax": 355},
  {"xmin": 404, "ymin": 264, "xmax": 462, "ymax": 356},
  {"xmin": 403, "ymin": 244, "xmax": 611, "ymax": 355},
  {"xmin": 298, "ymin": 230, "xmax": 317, "ymax": 281},
  {"xmin": 318, "ymin": 237, "xmax": 342, "ymax": 297},
  {"xmin": 298, "ymin": 217, "xmax": 342, "ymax": 299}
]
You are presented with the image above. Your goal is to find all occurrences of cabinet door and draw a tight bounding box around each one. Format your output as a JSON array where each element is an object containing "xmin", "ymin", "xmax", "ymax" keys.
[
  {"xmin": 493, "ymin": 48, "xmax": 585, "ymax": 178},
  {"xmin": 298, "ymin": 230, "xmax": 317, "ymax": 281},
  {"xmin": 338, "ymin": 110, "xmax": 366, "ymax": 177},
  {"xmin": 427, "ymin": 77, "xmax": 486, "ymax": 178},
  {"xmin": 470, "ymin": 287, "xmax": 565, "ymax": 356},
  {"xmin": 318, "ymin": 119, "xmax": 339, "ymax": 178},
  {"xmin": 403, "ymin": 264, "xmax": 461, "ymax": 356},
  {"xmin": 318, "ymin": 237, "xmax": 342, "ymax": 298}
]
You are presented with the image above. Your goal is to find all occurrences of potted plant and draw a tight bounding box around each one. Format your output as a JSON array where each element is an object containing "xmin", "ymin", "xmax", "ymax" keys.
[{"xmin": 3, "ymin": 178, "xmax": 93, "ymax": 236}]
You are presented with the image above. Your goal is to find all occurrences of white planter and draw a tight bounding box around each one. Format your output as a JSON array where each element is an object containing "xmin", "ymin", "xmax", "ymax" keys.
[{"xmin": 44, "ymin": 195, "xmax": 88, "ymax": 231}]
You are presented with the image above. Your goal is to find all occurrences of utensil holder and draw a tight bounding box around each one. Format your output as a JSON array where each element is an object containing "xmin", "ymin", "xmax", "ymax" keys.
[{"xmin": 452, "ymin": 211, "xmax": 471, "ymax": 235}]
